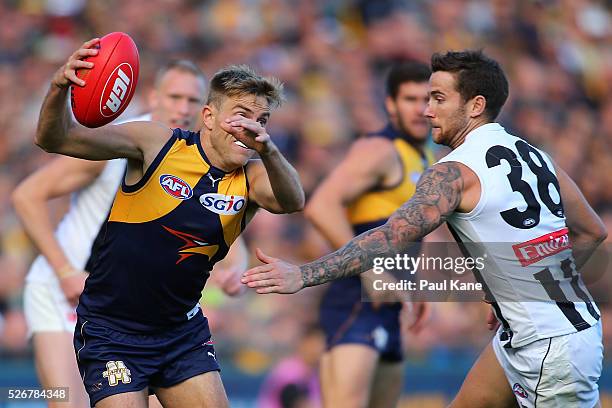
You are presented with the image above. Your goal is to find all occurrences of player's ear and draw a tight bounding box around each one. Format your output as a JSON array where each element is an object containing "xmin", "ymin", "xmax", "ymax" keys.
[
  {"xmin": 201, "ymin": 105, "xmax": 215, "ymax": 131},
  {"xmin": 470, "ymin": 95, "xmax": 486, "ymax": 118},
  {"xmin": 385, "ymin": 95, "xmax": 397, "ymax": 117}
]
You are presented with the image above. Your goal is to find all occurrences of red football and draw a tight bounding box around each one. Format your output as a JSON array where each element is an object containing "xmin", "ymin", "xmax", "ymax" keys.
[{"xmin": 71, "ymin": 32, "xmax": 139, "ymax": 128}]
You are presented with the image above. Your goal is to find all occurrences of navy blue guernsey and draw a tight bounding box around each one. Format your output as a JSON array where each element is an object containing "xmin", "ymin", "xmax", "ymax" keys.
[
  {"xmin": 322, "ymin": 124, "xmax": 432, "ymax": 308},
  {"xmin": 77, "ymin": 129, "xmax": 248, "ymax": 332}
]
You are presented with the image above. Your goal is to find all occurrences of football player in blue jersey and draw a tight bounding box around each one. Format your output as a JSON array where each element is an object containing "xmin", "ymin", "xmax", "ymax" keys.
[
  {"xmin": 34, "ymin": 38, "xmax": 304, "ymax": 408},
  {"xmin": 304, "ymin": 62, "xmax": 432, "ymax": 408},
  {"xmin": 13, "ymin": 59, "xmax": 222, "ymax": 408}
]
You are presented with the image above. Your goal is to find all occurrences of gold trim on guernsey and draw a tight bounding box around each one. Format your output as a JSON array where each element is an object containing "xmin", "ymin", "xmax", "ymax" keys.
[
  {"xmin": 347, "ymin": 139, "xmax": 434, "ymax": 225},
  {"xmin": 109, "ymin": 138, "xmax": 208, "ymax": 223},
  {"xmin": 217, "ymin": 170, "xmax": 248, "ymax": 247}
]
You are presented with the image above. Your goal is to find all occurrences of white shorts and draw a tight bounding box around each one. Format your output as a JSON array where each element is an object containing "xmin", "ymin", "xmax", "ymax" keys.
[
  {"xmin": 23, "ymin": 281, "xmax": 78, "ymax": 337},
  {"xmin": 493, "ymin": 321, "xmax": 603, "ymax": 408}
]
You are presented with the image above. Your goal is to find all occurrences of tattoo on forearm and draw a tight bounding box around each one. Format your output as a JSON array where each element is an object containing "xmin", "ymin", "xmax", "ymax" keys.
[{"xmin": 300, "ymin": 163, "xmax": 463, "ymax": 288}]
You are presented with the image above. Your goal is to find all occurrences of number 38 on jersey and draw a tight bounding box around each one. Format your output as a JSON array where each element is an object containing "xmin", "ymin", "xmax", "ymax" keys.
[{"xmin": 486, "ymin": 139, "xmax": 564, "ymax": 229}]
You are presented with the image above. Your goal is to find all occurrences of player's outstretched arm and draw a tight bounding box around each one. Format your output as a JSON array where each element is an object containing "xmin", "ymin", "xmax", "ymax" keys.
[
  {"xmin": 35, "ymin": 38, "xmax": 170, "ymax": 161},
  {"xmin": 555, "ymin": 163, "xmax": 607, "ymax": 269},
  {"xmin": 11, "ymin": 157, "xmax": 106, "ymax": 305},
  {"xmin": 225, "ymin": 116, "xmax": 304, "ymax": 213},
  {"xmin": 242, "ymin": 162, "xmax": 465, "ymax": 293}
]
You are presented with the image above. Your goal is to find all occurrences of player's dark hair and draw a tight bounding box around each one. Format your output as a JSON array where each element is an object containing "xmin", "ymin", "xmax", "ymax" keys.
[
  {"xmin": 431, "ymin": 50, "xmax": 508, "ymax": 120},
  {"xmin": 207, "ymin": 65, "xmax": 284, "ymax": 109},
  {"xmin": 386, "ymin": 61, "xmax": 431, "ymax": 99},
  {"xmin": 154, "ymin": 60, "xmax": 206, "ymax": 87}
]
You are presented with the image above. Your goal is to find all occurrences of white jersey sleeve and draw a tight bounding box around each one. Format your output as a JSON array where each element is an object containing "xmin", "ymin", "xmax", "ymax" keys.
[
  {"xmin": 437, "ymin": 123, "xmax": 599, "ymax": 348},
  {"xmin": 26, "ymin": 113, "xmax": 152, "ymax": 284}
]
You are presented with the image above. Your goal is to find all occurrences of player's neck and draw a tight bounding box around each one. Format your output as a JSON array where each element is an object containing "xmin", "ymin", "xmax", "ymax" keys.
[
  {"xmin": 199, "ymin": 131, "xmax": 234, "ymax": 172},
  {"xmin": 448, "ymin": 119, "xmax": 490, "ymax": 149}
]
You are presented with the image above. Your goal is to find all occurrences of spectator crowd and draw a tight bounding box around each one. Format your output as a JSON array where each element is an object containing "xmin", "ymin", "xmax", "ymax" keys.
[{"xmin": 1, "ymin": 0, "xmax": 611, "ymax": 395}]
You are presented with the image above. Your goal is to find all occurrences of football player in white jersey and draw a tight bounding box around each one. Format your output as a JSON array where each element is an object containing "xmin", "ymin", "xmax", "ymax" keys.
[
  {"xmin": 242, "ymin": 50, "xmax": 607, "ymax": 408},
  {"xmin": 13, "ymin": 60, "xmax": 247, "ymax": 407}
]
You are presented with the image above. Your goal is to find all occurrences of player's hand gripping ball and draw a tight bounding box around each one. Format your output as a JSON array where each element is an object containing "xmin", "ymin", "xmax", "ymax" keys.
[{"xmin": 71, "ymin": 32, "xmax": 139, "ymax": 128}]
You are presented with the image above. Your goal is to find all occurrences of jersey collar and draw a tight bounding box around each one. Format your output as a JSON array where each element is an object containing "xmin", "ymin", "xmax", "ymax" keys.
[{"xmin": 465, "ymin": 122, "xmax": 504, "ymax": 142}]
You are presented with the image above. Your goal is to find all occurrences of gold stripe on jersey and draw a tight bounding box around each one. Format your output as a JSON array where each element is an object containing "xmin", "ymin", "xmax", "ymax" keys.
[
  {"xmin": 217, "ymin": 168, "xmax": 248, "ymax": 247},
  {"xmin": 347, "ymin": 138, "xmax": 433, "ymax": 225},
  {"xmin": 109, "ymin": 138, "xmax": 208, "ymax": 224}
]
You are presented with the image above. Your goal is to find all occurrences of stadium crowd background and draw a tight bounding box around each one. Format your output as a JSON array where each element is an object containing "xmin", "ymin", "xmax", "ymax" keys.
[{"xmin": 0, "ymin": 0, "xmax": 611, "ymax": 406}]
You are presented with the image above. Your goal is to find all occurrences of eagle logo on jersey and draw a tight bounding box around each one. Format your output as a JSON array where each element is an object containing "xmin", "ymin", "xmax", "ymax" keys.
[{"xmin": 163, "ymin": 226, "xmax": 219, "ymax": 264}]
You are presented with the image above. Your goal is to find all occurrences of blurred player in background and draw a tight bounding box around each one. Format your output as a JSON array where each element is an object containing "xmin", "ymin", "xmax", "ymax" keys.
[
  {"xmin": 13, "ymin": 59, "xmax": 247, "ymax": 407},
  {"xmin": 244, "ymin": 50, "xmax": 606, "ymax": 408},
  {"xmin": 304, "ymin": 62, "xmax": 432, "ymax": 407},
  {"xmin": 35, "ymin": 38, "xmax": 304, "ymax": 408}
]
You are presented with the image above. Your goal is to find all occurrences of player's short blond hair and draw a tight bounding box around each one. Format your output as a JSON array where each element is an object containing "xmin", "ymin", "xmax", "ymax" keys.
[{"xmin": 206, "ymin": 65, "xmax": 284, "ymax": 109}]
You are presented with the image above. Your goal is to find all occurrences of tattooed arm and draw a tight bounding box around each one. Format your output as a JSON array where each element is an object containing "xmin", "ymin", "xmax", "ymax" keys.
[{"xmin": 242, "ymin": 162, "xmax": 466, "ymax": 293}]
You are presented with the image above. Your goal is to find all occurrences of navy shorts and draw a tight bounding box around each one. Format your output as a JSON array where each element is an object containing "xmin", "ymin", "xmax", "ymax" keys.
[
  {"xmin": 73, "ymin": 313, "xmax": 219, "ymax": 407},
  {"xmin": 319, "ymin": 301, "xmax": 403, "ymax": 363}
]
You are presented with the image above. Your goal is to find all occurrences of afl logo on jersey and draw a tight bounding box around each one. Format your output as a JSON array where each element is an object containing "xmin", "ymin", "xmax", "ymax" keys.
[
  {"xmin": 199, "ymin": 193, "xmax": 246, "ymax": 215},
  {"xmin": 160, "ymin": 174, "xmax": 193, "ymax": 200}
]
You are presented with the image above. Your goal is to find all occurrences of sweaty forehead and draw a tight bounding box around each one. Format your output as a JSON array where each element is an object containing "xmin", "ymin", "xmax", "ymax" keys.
[{"xmin": 226, "ymin": 94, "xmax": 270, "ymax": 114}]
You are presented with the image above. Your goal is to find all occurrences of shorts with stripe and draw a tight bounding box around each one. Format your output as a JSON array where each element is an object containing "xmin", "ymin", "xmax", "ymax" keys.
[
  {"xmin": 74, "ymin": 313, "xmax": 220, "ymax": 407},
  {"xmin": 492, "ymin": 320, "xmax": 602, "ymax": 408}
]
